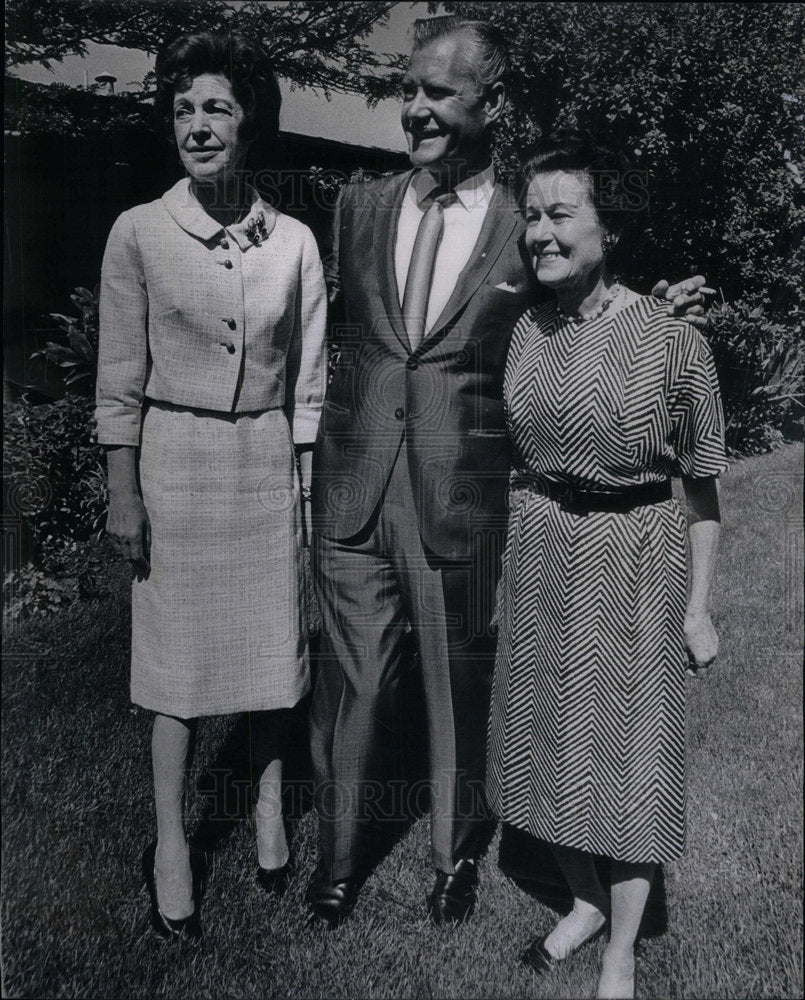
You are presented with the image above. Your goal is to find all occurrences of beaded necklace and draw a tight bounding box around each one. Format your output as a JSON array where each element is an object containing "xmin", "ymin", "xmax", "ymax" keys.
[{"xmin": 557, "ymin": 282, "xmax": 623, "ymax": 324}]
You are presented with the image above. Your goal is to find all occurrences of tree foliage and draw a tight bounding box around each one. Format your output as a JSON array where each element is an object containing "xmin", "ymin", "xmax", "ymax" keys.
[
  {"xmin": 440, "ymin": 1, "xmax": 804, "ymax": 451},
  {"xmin": 5, "ymin": 0, "xmax": 404, "ymax": 102},
  {"xmin": 440, "ymin": 2, "xmax": 804, "ymax": 305},
  {"xmin": 6, "ymin": 1, "xmax": 803, "ymax": 454}
]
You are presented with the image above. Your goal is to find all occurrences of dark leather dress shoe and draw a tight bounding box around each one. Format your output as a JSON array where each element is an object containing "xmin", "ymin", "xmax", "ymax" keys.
[
  {"xmin": 427, "ymin": 858, "xmax": 479, "ymax": 924},
  {"xmin": 142, "ymin": 840, "xmax": 206, "ymax": 941},
  {"xmin": 257, "ymin": 861, "xmax": 292, "ymax": 897},
  {"xmin": 305, "ymin": 871, "xmax": 360, "ymax": 930}
]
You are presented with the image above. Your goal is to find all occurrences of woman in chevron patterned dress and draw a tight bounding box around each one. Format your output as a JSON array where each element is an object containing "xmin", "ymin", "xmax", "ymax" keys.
[{"xmin": 486, "ymin": 131, "xmax": 727, "ymax": 1000}]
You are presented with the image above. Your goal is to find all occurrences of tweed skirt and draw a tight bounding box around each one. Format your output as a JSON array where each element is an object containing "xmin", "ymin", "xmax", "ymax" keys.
[{"xmin": 130, "ymin": 401, "xmax": 309, "ymax": 718}]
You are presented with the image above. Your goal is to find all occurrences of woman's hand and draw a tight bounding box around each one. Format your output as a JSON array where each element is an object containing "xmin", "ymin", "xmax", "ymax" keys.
[
  {"xmin": 104, "ymin": 445, "xmax": 150, "ymax": 571},
  {"xmin": 651, "ymin": 275, "xmax": 716, "ymax": 330},
  {"xmin": 684, "ymin": 610, "xmax": 718, "ymax": 677},
  {"xmin": 106, "ymin": 491, "xmax": 151, "ymax": 570}
]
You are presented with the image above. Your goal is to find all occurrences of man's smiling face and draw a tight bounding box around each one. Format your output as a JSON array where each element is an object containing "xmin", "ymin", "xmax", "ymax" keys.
[{"xmin": 400, "ymin": 32, "xmax": 493, "ymax": 175}]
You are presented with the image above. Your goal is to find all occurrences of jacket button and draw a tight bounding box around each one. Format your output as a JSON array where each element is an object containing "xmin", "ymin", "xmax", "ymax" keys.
[
  {"xmin": 220, "ymin": 239, "xmax": 230, "ymax": 249},
  {"xmin": 223, "ymin": 259, "xmax": 233, "ymax": 269},
  {"xmin": 394, "ymin": 407, "xmax": 405, "ymax": 420},
  {"xmin": 225, "ymin": 318, "xmax": 237, "ymax": 330},
  {"xmin": 221, "ymin": 341, "xmax": 236, "ymax": 354},
  {"xmin": 406, "ymin": 358, "xmax": 418, "ymax": 370}
]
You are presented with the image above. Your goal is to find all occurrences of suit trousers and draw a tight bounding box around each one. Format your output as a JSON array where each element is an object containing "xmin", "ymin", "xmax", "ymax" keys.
[{"xmin": 310, "ymin": 442, "xmax": 498, "ymax": 879}]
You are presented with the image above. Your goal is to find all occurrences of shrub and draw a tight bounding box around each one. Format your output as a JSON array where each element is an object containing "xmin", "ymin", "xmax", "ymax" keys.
[
  {"xmin": 708, "ymin": 299, "xmax": 804, "ymax": 456},
  {"xmin": 3, "ymin": 283, "xmax": 109, "ymax": 625},
  {"xmin": 32, "ymin": 285, "xmax": 99, "ymax": 393},
  {"xmin": 3, "ymin": 394, "xmax": 107, "ymax": 571},
  {"xmin": 3, "ymin": 563, "xmax": 78, "ymax": 626}
]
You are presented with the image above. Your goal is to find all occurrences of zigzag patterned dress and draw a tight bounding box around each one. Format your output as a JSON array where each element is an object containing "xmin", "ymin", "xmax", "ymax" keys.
[{"xmin": 486, "ymin": 295, "xmax": 728, "ymax": 863}]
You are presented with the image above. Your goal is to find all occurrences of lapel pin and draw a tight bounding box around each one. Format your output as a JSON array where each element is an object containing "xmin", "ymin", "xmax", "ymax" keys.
[{"xmin": 245, "ymin": 211, "xmax": 269, "ymax": 246}]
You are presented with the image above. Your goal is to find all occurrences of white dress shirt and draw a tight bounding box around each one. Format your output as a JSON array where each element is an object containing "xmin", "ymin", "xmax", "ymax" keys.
[{"xmin": 394, "ymin": 164, "xmax": 496, "ymax": 335}]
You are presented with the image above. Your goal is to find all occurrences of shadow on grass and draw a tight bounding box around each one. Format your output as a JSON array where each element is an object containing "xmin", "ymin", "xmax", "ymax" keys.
[
  {"xmin": 190, "ymin": 633, "xmax": 433, "ymax": 881},
  {"xmin": 191, "ymin": 633, "xmax": 669, "ymax": 946},
  {"xmin": 497, "ymin": 823, "xmax": 668, "ymax": 940}
]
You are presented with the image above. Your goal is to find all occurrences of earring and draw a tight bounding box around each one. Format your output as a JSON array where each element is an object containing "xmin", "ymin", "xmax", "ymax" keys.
[{"xmin": 601, "ymin": 233, "xmax": 619, "ymax": 255}]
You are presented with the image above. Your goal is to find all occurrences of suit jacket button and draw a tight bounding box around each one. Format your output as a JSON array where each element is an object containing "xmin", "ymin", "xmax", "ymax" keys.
[
  {"xmin": 225, "ymin": 318, "xmax": 237, "ymax": 330},
  {"xmin": 406, "ymin": 358, "xmax": 418, "ymax": 370},
  {"xmin": 223, "ymin": 342, "xmax": 236, "ymax": 354},
  {"xmin": 394, "ymin": 407, "xmax": 405, "ymax": 420},
  {"xmin": 223, "ymin": 259, "xmax": 233, "ymax": 269},
  {"xmin": 220, "ymin": 239, "xmax": 230, "ymax": 249}
]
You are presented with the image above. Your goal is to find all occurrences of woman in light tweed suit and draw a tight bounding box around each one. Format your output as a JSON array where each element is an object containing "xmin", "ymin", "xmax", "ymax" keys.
[{"xmin": 96, "ymin": 32, "xmax": 327, "ymax": 939}]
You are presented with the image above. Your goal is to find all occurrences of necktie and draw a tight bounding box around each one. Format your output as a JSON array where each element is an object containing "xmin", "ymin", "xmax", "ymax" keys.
[{"xmin": 402, "ymin": 190, "xmax": 458, "ymax": 350}]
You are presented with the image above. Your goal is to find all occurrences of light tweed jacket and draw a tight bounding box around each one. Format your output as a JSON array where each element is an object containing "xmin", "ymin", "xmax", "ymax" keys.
[{"xmin": 96, "ymin": 178, "xmax": 327, "ymax": 447}]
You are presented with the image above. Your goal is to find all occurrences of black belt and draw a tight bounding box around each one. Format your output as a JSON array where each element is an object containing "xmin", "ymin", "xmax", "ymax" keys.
[{"xmin": 509, "ymin": 473, "xmax": 672, "ymax": 514}]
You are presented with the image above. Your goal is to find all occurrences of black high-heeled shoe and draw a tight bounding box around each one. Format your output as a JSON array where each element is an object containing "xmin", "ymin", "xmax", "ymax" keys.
[
  {"xmin": 142, "ymin": 840, "xmax": 206, "ymax": 941},
  {"xmin": 256, "ymin": 860, "xmax": 293, "ymax": 897}
]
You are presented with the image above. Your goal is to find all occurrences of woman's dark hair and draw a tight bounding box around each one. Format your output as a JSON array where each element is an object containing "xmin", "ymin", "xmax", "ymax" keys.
[
  {"xmin": 521, "ymin": 129, "xmax": 647, "ymax": 236},
  {"xmin": 155, "ymin": 31, "xmax": 281, "ymax": 145}
]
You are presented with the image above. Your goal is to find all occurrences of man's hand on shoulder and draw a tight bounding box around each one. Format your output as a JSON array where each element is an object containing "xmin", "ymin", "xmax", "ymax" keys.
[{"xmin": 651, "ymin": 275, "xmax": 716, "ymax": 331}]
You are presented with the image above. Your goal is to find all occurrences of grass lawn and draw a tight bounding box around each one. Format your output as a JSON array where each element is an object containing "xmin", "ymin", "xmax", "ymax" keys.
[{"xmin": 2, "ymin": 443, "xmax": 802, "ymax": 1000}]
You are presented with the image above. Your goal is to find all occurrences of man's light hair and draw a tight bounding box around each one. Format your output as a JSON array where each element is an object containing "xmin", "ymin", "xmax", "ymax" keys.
[{"xmin": 410, "ymin": 15, "xmax": 508, "ymax": 92}]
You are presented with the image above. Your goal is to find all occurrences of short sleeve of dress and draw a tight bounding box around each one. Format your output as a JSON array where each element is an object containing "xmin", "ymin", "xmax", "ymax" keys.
[{"xmin": 665, "ymin": 322, "xmax": 729, "ymax": 478}]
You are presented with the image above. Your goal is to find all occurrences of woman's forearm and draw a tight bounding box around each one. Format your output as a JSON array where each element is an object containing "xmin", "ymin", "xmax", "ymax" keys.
[
  {"xmin": 687, "ymin": 518, "xmax": 721, "ymax": 615},
  {"xmin": 106, "ymin": 445, "xmax": 141, "ymax": 498},
  {"xmin": 295, "ymin": 443, "xmax": 313, "ymax": 544},
  {"xmin": 682, "ymin": 476, "xmax": 721, "ymax": 616}
]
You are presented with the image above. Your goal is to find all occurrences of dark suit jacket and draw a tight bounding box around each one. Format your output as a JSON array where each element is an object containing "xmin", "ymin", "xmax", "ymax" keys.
[{"xmin": 312, "ymin": 170, "xmax": 540, "ymax": 561}]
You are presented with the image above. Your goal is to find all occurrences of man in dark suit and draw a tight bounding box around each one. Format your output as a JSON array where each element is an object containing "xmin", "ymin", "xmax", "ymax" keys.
[{"xmin": 307, "ymin": 15, "xmax": 707, "ymax": 928}]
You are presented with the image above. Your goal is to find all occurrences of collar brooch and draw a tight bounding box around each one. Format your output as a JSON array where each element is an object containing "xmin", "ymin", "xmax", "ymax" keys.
[{"xmin": 245, "ymin": 211, "xmax": 269, "ymax": 246}]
